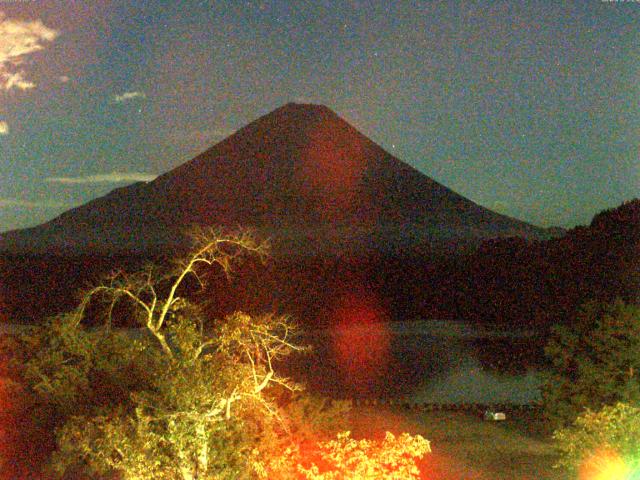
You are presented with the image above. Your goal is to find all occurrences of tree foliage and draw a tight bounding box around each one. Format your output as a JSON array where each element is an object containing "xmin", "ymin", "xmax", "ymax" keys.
[
  {"xmin": 14, "ymin": 228, "xmax": 311, "ymax": 479},
  {"xmin": 296, "ymin": 431, "xmax": 430, "ymax": 480},
  {"xmin": 554, "ymin": 402, "xmax": 640, "ymax": 478},
  {"xmin": 542, "ymin": 299, "xmax": 640, "ymax": 428}
]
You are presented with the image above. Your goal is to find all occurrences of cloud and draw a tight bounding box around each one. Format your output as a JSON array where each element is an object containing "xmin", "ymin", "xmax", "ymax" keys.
[
  {"xmin": 114, "ymin": 91, "xmax": 146, "ymax": 103},
  {"xmin": 0, "ymin": 12, "xmax": 59, "ymax": 91},
  {"xmin": 44, "ymin": 171, "xmax": 157, "ymax": 185},
  {"xmin": 0, "ymin": 197, "xmax": 67, "ymax": 209},
  {"xmin": 0, "ymin": 121, "xmax": 8, "ymax": 135}
]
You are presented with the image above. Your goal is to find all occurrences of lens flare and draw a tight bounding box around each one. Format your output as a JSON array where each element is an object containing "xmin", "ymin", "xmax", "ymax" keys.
[
  {"xmin": 0, "ymin": 366, "xmax": 12, "ymax": 478},
  {"xmin": 296, "ymin": 114, "xmax": 371, "ymax": 222},
  {"xmin": 579, "ymin": 447, "xmax": 640, "ymax": 480},
  {"xmin": 329, "ymin": 292, "xmax": 391, "ymax": 393},
  {"xmin": 0, "ymin": 345, "xmax": 34, "ymax": 479}
]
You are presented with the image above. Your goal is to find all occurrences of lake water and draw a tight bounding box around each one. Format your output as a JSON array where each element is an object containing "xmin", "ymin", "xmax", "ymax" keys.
[{"xmin": 283, "ymin": 321, "xmax": 544, "ymax": 405}]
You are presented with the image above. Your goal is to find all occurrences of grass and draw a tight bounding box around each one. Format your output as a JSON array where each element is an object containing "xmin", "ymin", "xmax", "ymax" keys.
[{"xmin": 347, "ymin": 405, "xmax": 565, "ymax": 480}]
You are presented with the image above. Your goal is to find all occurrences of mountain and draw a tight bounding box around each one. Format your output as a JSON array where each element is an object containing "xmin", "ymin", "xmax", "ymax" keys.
[{"xmin": 0, "ymin": 103, "xmax": 548, "ymax": 254}]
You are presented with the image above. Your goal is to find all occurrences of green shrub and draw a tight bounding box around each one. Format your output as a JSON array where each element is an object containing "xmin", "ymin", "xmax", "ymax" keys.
[
  {"xmin": 543, "ymin": 299, "xmax": 640, "ymax": 427},
  {"xmin": 554, "ymin": 402, "xmax": 640, "ymax": 478},
  {"xmin": 12, "ymin": 230, "xmax": 307, "ymax": 479}
]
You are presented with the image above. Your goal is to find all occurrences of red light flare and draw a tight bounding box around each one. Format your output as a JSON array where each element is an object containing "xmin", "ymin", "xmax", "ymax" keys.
[
  {"xmin": 329, "ymin": 291, "xmax": 392, "ymax": 393},
  {"xmin": 295, "ymin": 117, "xmax": 375, "ymax": 222},
  {"xmin": 0, "ymin": 347, "xmax": 44, "ymax": 479},
  {"xmin": 0, "ymin": 361, "xmax": 17, "ymax": 479}
]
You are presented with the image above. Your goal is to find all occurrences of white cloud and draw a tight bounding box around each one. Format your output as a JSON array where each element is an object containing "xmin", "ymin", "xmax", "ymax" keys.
[
  {"xmin": 44, "ymin": 171, "xmax": 157, "ymax": 184},
  {"xmin": 0, "ymin": 121, "xmax": 8, "ymax": 134},
  {"xmin": 114, "ymin": 91, "xmax": 146, "ymax": 103},
  {"xmin": 0, "ymin": 197, "xmax": 67, "ymax": 209},
  {"xmin": 0, "ymin": 12, "xmax": 58, "ymax": 91}
]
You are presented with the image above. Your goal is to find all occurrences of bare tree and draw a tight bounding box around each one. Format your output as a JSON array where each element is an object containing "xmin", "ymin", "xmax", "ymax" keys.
[
  {"xmin": 21, "ymin": 227, "xmax": 306, "ymax": 480},
  {"xmin": 76, "ymin": 226, "xmax": 268, "ymax": 355}
]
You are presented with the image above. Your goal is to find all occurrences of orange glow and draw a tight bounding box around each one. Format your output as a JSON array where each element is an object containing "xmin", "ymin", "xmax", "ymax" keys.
[
  {"xmin": 579, "ymin": 447, "xmax": 635, "ymax": 480},
  {"xmin": 0, "ymin": 375, "xmax": 11, "ymax": 478},
  {"xmin": 0, "ymin": 356, "xmax": 30, "ymax": 479},
  {"xmin": 330, "ymin": 292, "xmax": 391, "ymax": 392}
]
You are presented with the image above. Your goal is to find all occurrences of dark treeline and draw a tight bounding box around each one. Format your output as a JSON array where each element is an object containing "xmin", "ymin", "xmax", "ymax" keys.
[
  {"xmin": 1, "ymin": 200, "xmax": 638, "ymax": 336},
  {"xmin": 428, "ymin": 198, "xmax": 639, "ymax": 330}
]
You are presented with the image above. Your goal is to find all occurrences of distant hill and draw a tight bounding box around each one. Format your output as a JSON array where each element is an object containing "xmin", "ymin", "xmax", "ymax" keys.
[
  {"xmin": 419, "ymin": 199, "xmax": 640, "ymax": 329},
  {"xmin": 0, "ymin": 103, "xmax": 547, "ymax": 255}
]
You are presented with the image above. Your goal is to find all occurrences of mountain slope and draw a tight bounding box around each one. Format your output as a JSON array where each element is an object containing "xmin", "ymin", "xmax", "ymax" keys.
[{"xmin": 0, "ymin": 103, "xmax": 547, "ymax": 254}]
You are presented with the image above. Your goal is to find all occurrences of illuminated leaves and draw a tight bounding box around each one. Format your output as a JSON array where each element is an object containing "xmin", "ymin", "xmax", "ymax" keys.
[
  {"xmin": 554, "ymin": 402, "xmax": 640, "ymax": 478},
  {"xmin": 15, "ymin": 229, "xmax": 306, "ymax": 479},
  {"xmin": 297, "ymin": 431, "xmax": 430, "ymax": 480}
]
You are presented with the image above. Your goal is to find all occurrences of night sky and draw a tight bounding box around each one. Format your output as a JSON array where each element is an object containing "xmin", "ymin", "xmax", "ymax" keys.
[{"xmin": 0, "ymin": 0, "xmax": 638, "ymax": 233}]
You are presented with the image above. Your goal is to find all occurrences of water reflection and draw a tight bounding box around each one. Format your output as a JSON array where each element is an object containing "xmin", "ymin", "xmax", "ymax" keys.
[{"xmin": 283, "ymin": 321, "xmax": 543, "ymax": 404}]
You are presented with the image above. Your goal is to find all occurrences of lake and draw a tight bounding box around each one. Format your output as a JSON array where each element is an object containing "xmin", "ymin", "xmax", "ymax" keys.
[{"xmin": 284, "ymin": 320, "xmax": 545, "ymax": 405}]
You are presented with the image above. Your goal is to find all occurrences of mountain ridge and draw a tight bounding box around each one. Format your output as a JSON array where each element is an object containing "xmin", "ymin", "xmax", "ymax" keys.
[{"xmin": 0, "ymin": 103, "xmax": 548, "ymax": 254}]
